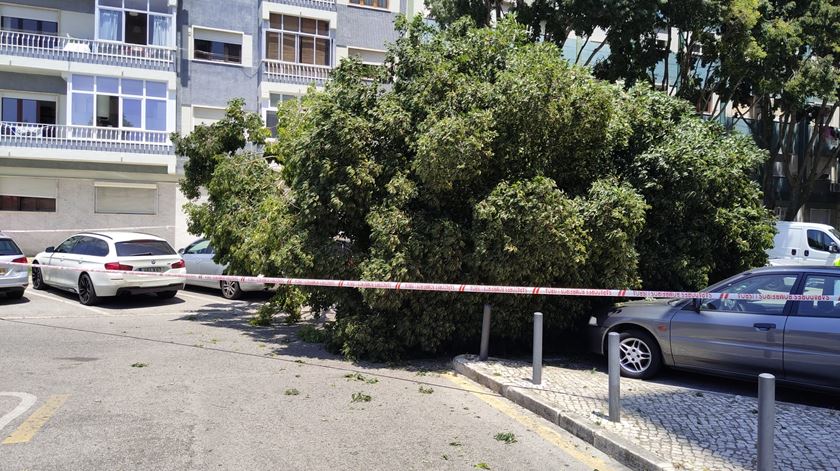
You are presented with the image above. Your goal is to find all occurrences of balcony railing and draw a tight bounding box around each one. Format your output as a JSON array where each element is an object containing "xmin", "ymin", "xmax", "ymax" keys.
[
  {"xmin": 264, "ymin": 0, "xmax": 336, "ymax": 11},
  {"xmin": 262, "ymin": 60, "xmax": 331, "ymax": 84},
  {"xmin": 0, "ymin": 31, "xmax": 175, "ymax": 71},
  {"xmin": 0, "ymin": 122, "xmax": 172, "ymax": 154}
]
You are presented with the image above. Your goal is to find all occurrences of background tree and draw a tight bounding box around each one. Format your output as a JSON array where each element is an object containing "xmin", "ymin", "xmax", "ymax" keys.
[{"xmin": 178, "ymin": 17, "xmax": 774, "ymax": 361}]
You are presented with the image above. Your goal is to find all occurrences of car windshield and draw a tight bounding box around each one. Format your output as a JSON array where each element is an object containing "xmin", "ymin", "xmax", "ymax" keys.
[
  {"xmin": 115, "ymin": 240, "xmax": 176, "ymax": 257},
  {"xmin": 831, "ymin": 228, "xmax": 840, "ymax": 242},
  {"xmin": 0, "ymin": 238, "xmax": 22, "ymax": 256}
]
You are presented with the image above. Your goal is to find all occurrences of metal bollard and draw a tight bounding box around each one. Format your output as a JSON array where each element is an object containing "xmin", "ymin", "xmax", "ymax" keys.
[
  {"xmin": 532, "ymin": 312, "xmax": 543, "ymax": 385},
  {"xmin": 608, "ymin": 332, "xmax": 621, "ymax": 422},
  {"xmin": 757, "ymin": 373, "xmax": 775, "ymax": 471},
  {"xmin": 479, "ymin": 304, "xmax": 491, "ymax": 361}
]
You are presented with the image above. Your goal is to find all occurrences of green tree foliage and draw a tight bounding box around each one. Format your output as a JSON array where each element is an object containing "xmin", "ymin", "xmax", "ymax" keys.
[{"xmin": 178, "ymin": 17, "xmax": 773, "ymax": 361}]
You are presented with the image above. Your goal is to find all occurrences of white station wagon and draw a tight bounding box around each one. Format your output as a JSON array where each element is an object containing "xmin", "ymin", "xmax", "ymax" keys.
[{"xmin": 32, "ymin": 232, "xmax": 186, "ymax": 305}]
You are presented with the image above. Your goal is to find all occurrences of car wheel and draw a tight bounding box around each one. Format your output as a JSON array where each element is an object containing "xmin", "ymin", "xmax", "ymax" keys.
[
  {"xmin": 156, "ymin": 290, "xmax": 178, "ymax": 299},
  {"xmin": 221, "ymin": 281, "xmax": 242, "ymax": 300},
  {"xmin": 6, "ymin": 289, "xmax": 24, "ymax": 300},
  {"xmin": 78, "ymin": 273, "xmax": 100, "ymax": 306},
  {"xmin": 615, "ymin": 329, "xmax": 663, "ymax": 380},
  {"xmin": 31, "ymin": 265, "xmax": 46, "ymax": 290}
]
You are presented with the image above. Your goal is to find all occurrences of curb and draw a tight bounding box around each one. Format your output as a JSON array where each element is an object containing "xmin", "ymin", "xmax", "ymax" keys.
[{"xmin": 452, "ymin": 354, "xmax": 674, "ymax": 471}]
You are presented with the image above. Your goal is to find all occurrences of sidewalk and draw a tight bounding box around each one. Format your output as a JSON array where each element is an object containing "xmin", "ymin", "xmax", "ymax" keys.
[{"xmin": 454, "ymin": 355, "xmax": 839, "ymax": 471}]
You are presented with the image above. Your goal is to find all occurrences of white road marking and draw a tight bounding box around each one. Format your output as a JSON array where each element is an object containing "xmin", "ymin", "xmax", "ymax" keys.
[
  {"xmin": 24, "ymin": 290, "xmax": 115, "ymax": 317},
  {"xmin": 0, "ymin": 392, "xmax": 37, "ymax": 433}
]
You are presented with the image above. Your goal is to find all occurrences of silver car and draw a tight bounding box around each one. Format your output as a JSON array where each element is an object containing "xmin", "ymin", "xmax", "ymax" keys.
[
  {"xmin": 589, "ymin": 266, "xmax": 840, "ymax": 391},
  {"xmin": 179, "ymin": 238, "xmax": 277, "ymax": 300},
  {"xmin": 0, "ymin": 232, "xmax": 28, "ymax": 299}
]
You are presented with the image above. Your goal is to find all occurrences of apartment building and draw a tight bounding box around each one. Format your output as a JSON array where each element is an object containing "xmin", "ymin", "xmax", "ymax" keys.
[{"xmin": 0, "ymin": 0, "xmax": 420, "ymax": 254}]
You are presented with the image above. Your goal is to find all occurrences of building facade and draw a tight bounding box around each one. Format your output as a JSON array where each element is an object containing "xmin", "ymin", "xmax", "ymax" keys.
[{"xmin": 0, "ymin": 0, "xmax": 421, "ymax": 254}]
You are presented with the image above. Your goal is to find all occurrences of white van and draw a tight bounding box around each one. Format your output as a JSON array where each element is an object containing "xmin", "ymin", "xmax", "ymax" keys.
[{"xmin": 767, "ymin": 222, "xmax": 840, "ymax": 266}]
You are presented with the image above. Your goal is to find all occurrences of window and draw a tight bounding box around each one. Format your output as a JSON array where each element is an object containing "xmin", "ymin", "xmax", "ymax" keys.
[
  {"xmin": 94, "ymin": 183, "xmax": 157, "ymax": 214},
  {"xmin": 797, "ymin": 275, "xmax": 840, "ymax": 318},
  {"xmin": 700, "ymin": 274, "xmax": 797, "ymax": 315},
  {"xmin": 96, "ymin": 0, "xmax": 173, "ymax": 47},
  {"xmin": 265, "ymin": 14, "xmax": 330, "ymax": 66},
  {"xmin": 185, "ymin": 239, "xmax": 213, "ymax": 255},
  {"xmin": 115, "ymin": 239, "xmax": 175, "ymax": 256},
  {"xmin": 809, "ymin": 209, "xmax": 832, "ymax": 225},
  {"xmin": 0, "ymin": 195, "xmax": 55, "ymax": 212},
  {"xmin": 70, "ymin": 75, "xmax": 168, "ymax": 133},
  {"xmin": 348, "ymin": 0, "xmax": 389, "ymax": 8},
  {"xmin": 73, "ymin": 237, "xmax": 110, "ymax": 257},
  {"xmin": 0, "ymin": 176, "xmax": 57, "ymax": 212},
  {"xmin": 1, "ymin": 98, "xmax": 56, "ymax": 124},
  {"xmin": 55, "ymin": 237, "xmax": 82, "ymax": 254},
  {"xmin": 1, "ymin": 16, "xmax": 58, "ymax": 35},
  {"xmin": 807, "ymin": 230, "xmax": 836, "ymax": 252},
  {"xmin": 0, "ymin": 239, "xmax": 23, "ymax": 256},
  {"xmin": 265, "ymin": 94, "xmax": 299, "ymax": 137},
  {"xmin": 194, "ymin": 39, "xmax": 241, "ymax": 63}
]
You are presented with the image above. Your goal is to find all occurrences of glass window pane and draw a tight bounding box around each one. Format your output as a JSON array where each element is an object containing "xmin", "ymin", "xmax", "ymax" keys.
[
  {"xmin": 282, "ymin": 34, "xmax": 296, "ymax": 62},
  {"xmin": 97, "ymin": 77, "xmax": 119, "ymax": 94},
  {"xmin": 266, "ymin": 31, "xmax": 280, "ymax": 60},
  {"xmin": 701, "ymin": 274, "xmax": 796, "ymax": 315},
  {"xmin": 149, "ymin": 15, "xmax": 172, "ymax": 47},
  {"xmin": 301, "ymin": 18, "xmax": 316, "ymax": 34},
  {"xmin": 283, "ymin": 15, "xmax": 299, "ymax": 32},
  {"xmin": 315, "ymin": 38, "xmax": 330, "ymax": 66},
  {"xmin": 376, "ymin": 0, "xmax": 388, "ymax": 8},
  {"xmin": 269, "ymin": 13, "xmax": 282, "ymax": 29},
  {"xmin": 122, "ymin": 79, "xmax": 143, "ymax": 95},
  {"xmin": 20, "ymin": 99, "xmax": 36, "ymax": 123},
  {"xmin": 149, "ymin": 0, "xmax": 169, "ymax": 13},
  {"xmin": 799, "ymin": 276, "xmax": 840, "ymax": 317},
  {"xmin": 145, "ymin": 99, "xmax": 166, "ymax": 131},
  {"xmin": 1, "ymin": 98, "xmax": 17, "ymax": 122},
  {"xmin": 122, "ymin": 98, "xmax": 142, "ymax": 128},
  {"xmin": 125, "ymin": 0, "xmax": 147, "ymax": 11},
  {"xmin": 71, "ymin": 93, "xmax": 94, "ymax": 126},
  {"xmin": 98, "ymin": 9, "xmax": 123, "ymax": 41},
  {"xmin": 96, "ymin": 95, "xmax": 119, "ymax": 127},
  {"xmin": 317, "ymin": 20, "xmax": 329, "ymax": 36},
  {"xmin": 299, "ymin": 36, "xmax": 314, "ymax": 64},
  {"xmin": 73, "ymin": 75, "xmax": 95, "ymax": 91},
  {"xmin": 146, "ymin": 81, "xmax": 167, "ymax": 98}
]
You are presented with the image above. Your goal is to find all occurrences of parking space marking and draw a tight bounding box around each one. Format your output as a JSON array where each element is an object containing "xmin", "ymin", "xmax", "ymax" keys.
[
  {"xmin": 2, "ymin": 395, "xmax": 69, "ymax": 445},
  {"xmin": 25, "ymin": 290, "xmax": 115, "ymax": 317},
  {"xmin": 443, "ymin": 373, "xmax": 622, "ymax": 471},
  {"xmin": 0, "ymin": 392, "xmax": 37, "ymax": 433}
]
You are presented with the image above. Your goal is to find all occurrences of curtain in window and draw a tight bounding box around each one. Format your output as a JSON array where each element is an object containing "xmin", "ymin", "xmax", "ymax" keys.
[
  {"xmin": 149, "ymin": 15, "xmax": 171, "ymax": 47},
  {"xmin": 98, "ymin": 9, "xmax": 122, "ymax": 41}
]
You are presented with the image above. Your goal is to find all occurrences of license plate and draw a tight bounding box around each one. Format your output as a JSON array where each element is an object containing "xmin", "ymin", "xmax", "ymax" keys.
[{"xmin": 136, "ymin": 267, "xmax": 165, "ymax": 273}]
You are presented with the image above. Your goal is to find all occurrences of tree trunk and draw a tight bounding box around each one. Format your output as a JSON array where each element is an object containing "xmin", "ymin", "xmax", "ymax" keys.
[{"xmin": 784, "ymin": 190, "xmax": 804, "ymax": 221}]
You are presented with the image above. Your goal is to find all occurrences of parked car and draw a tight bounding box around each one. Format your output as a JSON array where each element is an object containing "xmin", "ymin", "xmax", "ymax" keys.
[
  {"xmin": 31, "ymin": 232, "xmax": 185, "ymax": 305},
  {"xmin": 0, "ymin": 231, "xmax": 28, "ymax": 299},
  {"xmin": 179, "ymin": 238, "xmax": 277, "ymax": 300},
  {"xmin": 589, "ymin": 266, "xmax": 840, "ymax": 392},
  {"xmin": 767, "ymin": 221, "xmax": 840, "ymax": 266}
]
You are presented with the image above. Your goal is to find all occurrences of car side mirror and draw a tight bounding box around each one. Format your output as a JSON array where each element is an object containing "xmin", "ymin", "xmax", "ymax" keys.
[
  {"xmin": 178, "ymin": 248, "xmax": 184, "ymax": 255},
  {"xmin": 830, "ymin": 244, "xmax": 839, "ymax": 254},
  {"xmin": 45, "ymin": 246, "xmax": 54, "ymax": 253}
]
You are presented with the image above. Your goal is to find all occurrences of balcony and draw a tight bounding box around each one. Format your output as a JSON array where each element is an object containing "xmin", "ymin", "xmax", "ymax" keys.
[
  {"xmin": 0, "ymin": 31, "xmax": 175, "ymax": 72},
  {"xmin": 0, "ymin": 122, "xmax": 172, "ymax": 155},
  {"xmin": 264, "ymin": 0, "xmax": 336, "ymax": 11},
  {"xmin": 262, "ymin": 60, "xmax": 331, "ymax": 85}
]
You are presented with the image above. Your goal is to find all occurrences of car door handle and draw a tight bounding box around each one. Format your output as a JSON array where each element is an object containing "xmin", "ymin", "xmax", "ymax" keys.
[
  {"xmin": 804, "ymin": 250, "xmax": 810, "ymax": 256},
  {"xmin": 753, "ymin": 323, "xmax": 776, "ymax": 331},
  {"xmin": 791, "ymin": 249, "xmax": 797, "ymax": 255}
]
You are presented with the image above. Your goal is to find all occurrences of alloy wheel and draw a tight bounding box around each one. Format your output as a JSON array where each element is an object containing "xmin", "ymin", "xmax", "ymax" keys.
[{"xmin": 619, "ymin": 338, "xmax": 652, "ymax": 374}]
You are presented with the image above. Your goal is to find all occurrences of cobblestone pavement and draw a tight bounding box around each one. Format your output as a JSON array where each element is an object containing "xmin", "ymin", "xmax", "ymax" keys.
[{"xmin": 457, "ymin": 355, "xmax": 840, "ymax": 471}]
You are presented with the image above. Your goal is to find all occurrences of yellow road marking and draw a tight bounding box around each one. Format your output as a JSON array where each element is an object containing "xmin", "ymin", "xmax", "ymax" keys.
[
  {"xmin": 444, "ymin": 373, "xmax": 621, "ymax": 471},
  {"xmin": 2, "ymin": 395, "xmax": 69, "ymax": 445}
]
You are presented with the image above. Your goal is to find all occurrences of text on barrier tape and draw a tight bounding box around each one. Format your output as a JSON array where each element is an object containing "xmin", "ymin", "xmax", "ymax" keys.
[{"xmin": 1, "ymin": 261, "xmax": 838, "ymax": 302}]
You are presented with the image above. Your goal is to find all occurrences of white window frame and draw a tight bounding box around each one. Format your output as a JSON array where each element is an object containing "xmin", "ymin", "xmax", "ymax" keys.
[
  {"xmin": 264, "ymin": 14, "xmax": 332, "ymax": 67},
  {"xmin": 346, "ymin": 0, "xmax": 390, "ymax": 11},
  {"xmin": 191, "ymin": 26, "xmax": 248, "ymax": 66},
  {"xmin": 94, "ymin": 0, "xmax": 175, "ymax": 48},
  {"xmin": 67, "ymin": 75, "xmax": 168, "ymax": 132}
]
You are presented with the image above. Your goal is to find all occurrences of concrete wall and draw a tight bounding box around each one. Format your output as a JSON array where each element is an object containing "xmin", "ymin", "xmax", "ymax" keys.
[
  {"xmin": 2, "ymin": 177, "xmax": 177, "ymax": 255},
  {"xmin": 3, "ymin": 0, "xmax": 93, "ymax": 14},
  {"xmin": 0, "ymin": 71, "xmax": 66, "ymax": 95},
  {"xmin": 335, "ymin": 5, "xmax": 399, "ymax": 50}
]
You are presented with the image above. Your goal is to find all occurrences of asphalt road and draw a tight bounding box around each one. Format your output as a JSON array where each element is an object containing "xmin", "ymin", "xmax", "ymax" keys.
[{"xmin": 0, "ymin": 286, "xmax": 628, "ymax": 471}]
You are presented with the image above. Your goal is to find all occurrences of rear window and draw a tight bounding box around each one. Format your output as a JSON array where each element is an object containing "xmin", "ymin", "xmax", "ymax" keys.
[
  {"xmin": 115, "ymin": 240, "xmax": 176, "ymax": 257},
  {"xmin": 0, "ymin": 238, "xmax": 22, "ymax": 256}
]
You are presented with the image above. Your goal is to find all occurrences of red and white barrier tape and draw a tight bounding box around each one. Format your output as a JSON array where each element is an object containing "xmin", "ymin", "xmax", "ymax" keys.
[{"xmin": 0, "ymin": 260, "xmax": 837, "ymax": 302}]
